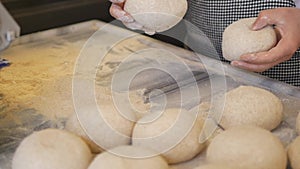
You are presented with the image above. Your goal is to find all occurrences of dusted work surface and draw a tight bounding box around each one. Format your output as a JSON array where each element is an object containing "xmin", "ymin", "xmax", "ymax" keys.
[{"xmin": 0, "ymin": 20, "xmax": 300, "ymax": 169}]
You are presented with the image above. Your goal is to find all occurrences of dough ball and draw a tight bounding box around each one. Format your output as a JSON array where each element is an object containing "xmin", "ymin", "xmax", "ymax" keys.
[
  {"xmin": 297, "ymin": 112, "xmax": 300, "ymax": 135},
  {"xmin": 77, "ymin": 95, "xmax": 136, "ymax": 150},
  {"xmin": 207, "ymin": 126, "xmax": 287, "ymax": 169},
  {"xmin": 12, "ymin": 129, "xmax": 92, "ymax": 169},
  {"xmin": 132, "ymin": 108, "xmax": 206, "ymax": 164},
  {"xmin": 124, "ymin": 0, "xmax": 188, "ymax": 34},
  {"xmin": 88, "ymin": 146, "xmax": 170, "ymax": 169},
  {"xmin": 65, "ymin": 113, "xmax": 102, "ymax": 153},
  {"xmin": 288, "ymin": 137, "xmax": 300, "ymax": 169},
  {"xmin": 194, "ymin": 164, "xmax": 233, "ymax": 169},
  {"xmin": 218, "ymin": 86, "xmax": 283, "ymax": 130},
  {"xmin": 222, "ymin": 17, "xmax": 277, "ymax": 61}
]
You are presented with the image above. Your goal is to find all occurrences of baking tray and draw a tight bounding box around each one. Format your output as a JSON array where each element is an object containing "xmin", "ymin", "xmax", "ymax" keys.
[{"xmin": 0, "ymin": 20, "xmax": 299, "ymax": 169}]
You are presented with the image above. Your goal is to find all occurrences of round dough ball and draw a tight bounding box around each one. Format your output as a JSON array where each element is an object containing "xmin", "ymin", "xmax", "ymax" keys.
[
  {"xmin": 124, "ymin": 0, "xmax": 188, "ymax": 34},
  {"xmin": 12, "ymin": 129, "xmax": 92, "ymax": 169},
  {"xmin": 207, "ymin": 126, "xmax": 287, "ymax": 169},
  {"xmin": 297, "ymin": 112, "xmax": 300, "ymax": 135},
  {"xmin": 218, "ymin": 86, "xmax": 283, "ymax": 130},
  {"xmin": 88, "ymin": 146, "xmax": 170, "ymax": 169},
  {"xmin": 288, "ymin": 136, "xmax": 300, "ymax": 169},
  {"xmin": 194, "ymin": 164, "xmax": 233, "ymax": 169},
  {"xmin": 132, "ymin": 108, "xmax": 206, "ymax": 164},
  {"xmin": 222, "ymin": 17, "xmax": 277, "ymax": 61},
  {"xmin": 76, "ymin": 97, "xmax": 136, "ymax": 150},
  {"xmin": 65, "ymin": 113, "xmax": 102, "ymax": 153}
]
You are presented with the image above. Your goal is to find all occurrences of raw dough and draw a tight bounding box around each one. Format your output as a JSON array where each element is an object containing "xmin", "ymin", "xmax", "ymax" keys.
[
  {"xmin": 88, "ymin": 146, "xmax": 170, "ymax": 169},
  {"xmin": 12, "ymin": 129, "xmax": 92, "ymax": 169},
  {"xmin": 194, "ymin": 164, "xmax": 233, "ymax": 169},
  {"xmin": 207, "ymin": 126, "xmax": 287, "ymax": 169},
  {"xmin": 65, "ymin": 113, "xmax": 102, "ymax": 153},
  {"xmin": 297, "ymin": 112, "xmax": 300, "ymax": 135},
  {"xmin": 76, "ymin": 94, "xmax": 136, "ymax": 150},
  {"xmin": 132, "ymin": 108, "xmax": 206, "ymax": 164},
  {"xmin": 124, "ymin": 0, "xmax": 188, "ymax": 34},
  {"xmin": 222, "ymin": 17, "xmax": 277, "ymax": 61},
  {"xmin": 218, "ymin": 86, "xmax": 283, "ymax": 130},
  {"xmin": 288, "ymin": 136, "xmax": 300, "ymax": 169}
]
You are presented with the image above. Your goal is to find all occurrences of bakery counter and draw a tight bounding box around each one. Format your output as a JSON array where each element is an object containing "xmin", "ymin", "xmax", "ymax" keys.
[{"xmin": 0, "ymin": 20, "xmax": 299, "ymax": 169}]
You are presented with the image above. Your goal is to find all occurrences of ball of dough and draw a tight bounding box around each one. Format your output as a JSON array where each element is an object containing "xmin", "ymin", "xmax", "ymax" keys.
[
  {"xmin": 218, "ymin": 86, "xmax": 283, "ymax": 130},
  {"xmin": 12, "ymin": 129, "xmax": 92, "ymax": 169},
  {"xmin": 124, "ymin": 0, "xmax": 188, "ymax": 34},
  {"xmin": 288, "ymin": 136, "xmax": 300, "ymax": 169},
  {"xmin": 207, "ymin": 126, "xmax": 287, "ymax": 169},
  {"xmin": 297, "ymin": 112, "xmax": 300, "ymax": 135},
  {"xmin": 76, "ymin": 97, "xmax": 136, "ymax": 150},
  {"xmin": 88, "ymin": 146, "xmax": 170, "ymax": 169},
  {"xmin": 222, "ymin": 17, "xmax": 277, "ymax": 61},
  {"xmin": 194, "ymin": 164, "xmax": 233, "ymax": 169},
  {"xmin": 65, "ymin": 113, "xmax": 102, "ymax": 153},
  {"xmin": 132, "ymin": 108, "xmax": 206, "ymax": 164}
]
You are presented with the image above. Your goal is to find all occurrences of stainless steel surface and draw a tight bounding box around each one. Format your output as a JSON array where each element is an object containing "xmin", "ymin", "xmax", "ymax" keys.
[
  {"xmin": 0, "ymin": 2, "xmax": 20, "ymax": 51},
  {"xmin": 0, "ymin": 20, "xmax": 299, "ymax": 169}
]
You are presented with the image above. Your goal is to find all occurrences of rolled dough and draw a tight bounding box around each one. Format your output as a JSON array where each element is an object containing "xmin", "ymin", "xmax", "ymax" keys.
[
  {"xmin": 218, "ymin": 86, "xmax": 283, "ymax": 130},
  {"xmin": 132, "ymin": 108, "xmax": 206, "ymax": 164},
  {"xmin": 207, "ymin": 126, "xmax": 287, "ymax": 169},
  {"xmin": 65, "ymin": 113, "xmax": 102, "ymax": 153},
  {"xmin": 297, "ymin": 112, "xmax": 300, "ymax": 135},
  {"xmin": 288, "ymin": 136, "xmax": 300, "ymax": 169},
  {"xmin": 222, "ymin": 17, "xmax": 277, "ymax": 61},
  {"xmin": 12, "ymin": 129, "xmax": 92, "ymax": 169},
  {"xmin": 194, "ymin": 164, "xmax": 233, "ymax": 169},
  {"xmin": 124, "ymin": 0, "xmax": 188, "ymax": 34},
  {"xmin": 88, "ymin": 146, "xmax": 170, "ymax": 169}
]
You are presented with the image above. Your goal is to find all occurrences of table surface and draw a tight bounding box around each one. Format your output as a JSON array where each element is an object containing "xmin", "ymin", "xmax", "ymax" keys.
[{"xmin": 0, "ymin": 20, "xmax": 299, "ymax": 169}]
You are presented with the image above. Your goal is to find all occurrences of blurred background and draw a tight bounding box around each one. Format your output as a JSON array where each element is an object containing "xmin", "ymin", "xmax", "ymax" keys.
[{"xmin": 2, "ymin": 0, "xmax": 114, "ymax": 35}]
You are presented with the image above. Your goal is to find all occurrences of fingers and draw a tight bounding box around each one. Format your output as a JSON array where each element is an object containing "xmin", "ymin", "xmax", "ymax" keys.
[
  {"xmin": 109, "ymin": 1, "xmax": 145, "ymax": 32},
  {"xmin": 252, "ymin": 8, "xmax": 285, "ymax": 30},
  {"xmin": 240, "ymin": 38, "xmax": 295, "ymax": 64},
  {"xmin": 110, "ymin": 3, "xmax": 134, "ymax": 23},
  {"xmin": 252, "ymin": 13, "xmax": 270, "ymax": 30},
  {"xmin": 123, "ymin": 22, "xmax": 144, "ymax": 30},
  {"xmin": 231, "ymin": 55, "xmax": 290, "ymax": 72},
  {"xmin": 109, "ymin": 0, "xmax": 125, "ymax": 3}
]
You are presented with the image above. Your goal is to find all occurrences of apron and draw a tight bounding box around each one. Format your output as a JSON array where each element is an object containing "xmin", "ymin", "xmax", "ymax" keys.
[{"xmin": 184, "ymin": 0, "xmax": 300, "ymax": 87}]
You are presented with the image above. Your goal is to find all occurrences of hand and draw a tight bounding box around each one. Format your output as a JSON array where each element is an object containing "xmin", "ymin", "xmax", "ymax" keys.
[
  {"xmin": 231, "ymin": 7, "xmax": 300, "ymax": 72},
  {"xmin": 109, "ymin": 0, "xmax": 144, "ymax": 31}
]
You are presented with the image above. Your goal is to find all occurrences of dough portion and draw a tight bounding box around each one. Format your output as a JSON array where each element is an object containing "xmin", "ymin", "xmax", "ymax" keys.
[
  {"xmin": 132, "ymin": 108, "xmax": 206, "ymax": 164},
  {"xmin": 218, "ymin": 86, "xmax": 283, "ymax": 130},
  {"xmin": 222, "ymin": 17, "xmax": 277, "ymax": 61},
  {"xmin": 207, "ymin": 126, "xmax": 287, "ymax": 169},
  {"xmin": 194, "ymin": 164, "xmax": 233, "ymax": 169},
  {"xmin": 12, "ymin": 129, "xmax": 92, "ymax": 169},
  {"xmin": 65, "ymin": 113, "xmax": 102, "ymax": 153},
  {"xmin": 288, "ymin": 137, "xmax": 300, "ymax": 169},
  {"xmin": 88, "ymin": 146, "xmax": 170, "ymax": 169},
  {"xmin": 297, "ymin": 112, "xmax": 300, "ymax": 135},
  {"xmin": 124, "ymin": 0, "xmax": 188, "ymax": 34},
  {"xmin": 75, "ymin": 94, "xmax": 136, "ymax": 150}
]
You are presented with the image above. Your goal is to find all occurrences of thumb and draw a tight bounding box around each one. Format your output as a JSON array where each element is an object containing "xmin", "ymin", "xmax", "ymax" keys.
[{"xmin": 252, "ymin": 15, "xmax": 269, "ymax": 30}]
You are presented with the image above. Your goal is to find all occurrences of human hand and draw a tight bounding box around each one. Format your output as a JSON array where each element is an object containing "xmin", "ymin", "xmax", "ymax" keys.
[
  {"xmin": 109, "ymin": 0, "xmax": 144, "ymax": 31},
  {"xmin": 231, "ymin": 7, "xmax": 300, "ymax": 72}
]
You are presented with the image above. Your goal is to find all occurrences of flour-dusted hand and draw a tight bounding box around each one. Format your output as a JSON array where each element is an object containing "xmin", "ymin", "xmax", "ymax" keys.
[
  {"xmin": 109, "ymin": 0, "xmax": 144, "ymax": 30},
  {"xmin": 232, "ymin": 7, "xmax": 300, "ymax": 72}
]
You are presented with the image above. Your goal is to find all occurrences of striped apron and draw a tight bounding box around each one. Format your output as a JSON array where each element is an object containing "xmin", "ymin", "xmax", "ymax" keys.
[{"xmin": 184, "ymin": 0, "xmax": 300, "ymax": 86}]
